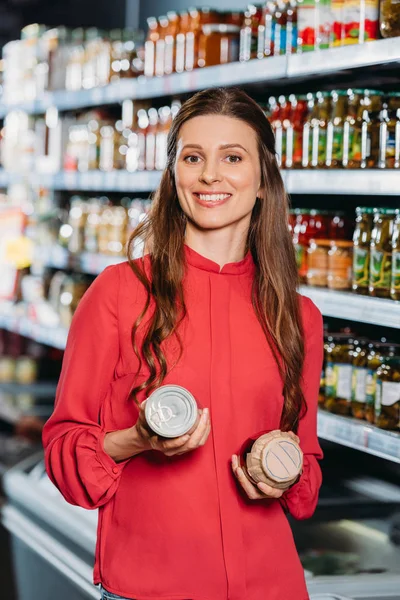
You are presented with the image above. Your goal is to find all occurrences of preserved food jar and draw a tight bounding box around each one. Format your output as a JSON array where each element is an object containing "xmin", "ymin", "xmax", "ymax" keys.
[
  {"xmin": 343, "ymin": 0, "xmax": 379, "ymax": 45},
  {"xmin": 144, "ymin": 17, "xmax": 159, "ymax": 77},
  {"xmin": 319, "ymin": 334, "xmax": 333, "ymax": 407},
  {"xmin": 240, "ymin": 4, "xmax": 263, "ymax": 61},
  {"xmin": 331, "ymin": 0, "xmax": 344, "ymax": 45},
  {"xmin": 328, "ymin": 240, "xmax": 353, "ymax": 290},
  {"xmin": 342, "ymin": 89, "xmax": 363, "ymax": 168},
  {"xmin": 307, "ymin": 239, "xmax": 330, "ymax": 287},
  {"xmin": 375, "ymin": 356, "xmax": 400, "ymax": 431},
  {"xmin": 164, "ymin": 12, "xmax": 180, "ymax": 75},
  {"xmin": 391, "ymin": 209, "xmax": 400, "ymax": 301},
  {"xmin": 369, "ymin": 208, "xmax": 396, "ymax": 298},
  {"xmin": 325, "ymin": 335, "xmax": 354, "ymax": 415},
  {"xmin": 326, "ymin": 90, "xmax": 348, "ymax": 168},
  {"xmin": 269, "ymin": 96, "xmax": 284, "ymax": 166},
  {"xmin": 261, "ymin": 0, "xmax": 277, "ymax": 57},
  {"xmin": 378, "ymin": 92, "xmax": 400, "ymax": 169},
  {"xmin": 297, "ymin": 0, "xmax": 317, "ymax": 52},
  {"xmin": 278, "ymin": 95, "xmax": 293, "ymax": 168},
  {"xmin": 328, "ymin": 211, "xmax": 353, "ymax": 240},
  {"xmin": 198, "ymin": 23, "xmax": 240, "ymax": 68},
  {"xmin": 175, "ymin": 11, "xmax": 189, "ymax": 73},
  {"xmin": 352, "ymin": 206, "xmax": 374, "ymax": 294},
  {"xmin": 145, "ymin": 107, "xmax": 159, "ymax": 171},
  {"xmin": 186, "ymin": 8, "xmax": 220, "ymax": 71},
  {"xmin": 314, "ymin": 92, "xmax": 331, "ymax": 168},
  {"xmin": 365, "ymin": 342, "xmax": 387, "ymax": 423},
  {"xmin": 301, "ymin": 92, "xmax": 316, "ymax": 168},
  {"xmin": 380, "ymin": 0, "xmax": 400, "ymax": 37},
  {"xmin": 347, "ymin": 90, "xmax": 383, "ymax": 169},
  {"xmin": 351, "ymin": 338, "xmax": 369, "ymax": 420},
  {"xmin": 289, "ymin": 94, "xmax": 308, "ymax": 168}
]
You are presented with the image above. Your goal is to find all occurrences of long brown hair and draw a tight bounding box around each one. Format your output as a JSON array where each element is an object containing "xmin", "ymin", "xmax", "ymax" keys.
[{"xmin": 127, "ymin": 87, "xmax": 306, "ymax": 432}]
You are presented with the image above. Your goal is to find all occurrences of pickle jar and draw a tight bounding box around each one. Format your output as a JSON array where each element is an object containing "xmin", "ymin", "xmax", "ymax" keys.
[
  {"xmin": 378, "ymin": 93, "xmax": 400, "ymax": 169},
  {"xmin": 365, "ymin": 342, "xmax": 399, "ymax": 423},
  {"xmin": 375, "ymin": 356, "xmax": 400, "ymax": 431},
  {"xmin": 325, "ymin": 335, "xmax": 354, "ymax": 415},
  {"xmin": 328, "ymin": 240, "xmax": 353, "ymax": 290},
  {"xmin": 307, "ymin": 239, "xmax": 330, "ymax": 287},
  {"xmin": 292, "ymin": 209, "xmax": 311, "ymax": 282},
  {"xmin": 352, "ymin": 207, "xmax": 375, "ymax": 295},
  {"xmin": 326, "ymin": 90, "xmax": 348, "ymax": 169},
  {"xmin": 351, "ymin": 338, "xmax": 369, "ymax": 420},
  {"xmin": 347, "ymin": 90, "xmax": 383, "ymax": 169},
  {"xmin": 369, "ymin": 208, "xmax": 396, "ymax": 298},
  {"xmin": 320, "ymin": 334, "xmax": 334, "ymax": 408},
  {"xmin": 380, "ymin": 0, "xmax": 400, "ymax": 38},
  {"xmin": 391, "ymin": 209, "xmax": 400, "ymax": 301}
]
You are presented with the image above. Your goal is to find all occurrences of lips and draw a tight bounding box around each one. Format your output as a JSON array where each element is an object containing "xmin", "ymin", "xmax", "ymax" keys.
[{"xmin": 192, "ymin": 192, "xmax": 232, "ymax": 208}]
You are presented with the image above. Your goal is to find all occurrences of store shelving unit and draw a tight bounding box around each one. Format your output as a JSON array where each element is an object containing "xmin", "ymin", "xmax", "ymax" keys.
[
  {"xmin": 317, "ymin": 411, "xmax": 400, "ymax": 463},
  {"xmin": 35, "ymin": 245, "xmax": 126, "ymax": 274},
  {"xmin": 299, "ymin": 286, "xmax": 400, "ymax": 328},
  {"xmin": 0, "ymin": 38, "xmax": 399, "ymax": 117},
  {"xmin": 0, "ymin": 313, "xmax": 68, "ymax": 350}
]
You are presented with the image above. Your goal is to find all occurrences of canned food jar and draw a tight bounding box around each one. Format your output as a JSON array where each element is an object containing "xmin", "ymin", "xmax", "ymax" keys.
[
  {"xmin": 307, "ymin": 239, "xmax": 331, "ymax": 287},
  {"xmin": 145, "ymin": 385, "xmax": 199, "ymax": 438},
  {"xmin": 239, "ymin": 430, "xmax": 303, "ymax": 490},
  {"xmin": 375, "ymin": 356, "xmax": 400, "ymax": 431},
  {"xmin": 325, "ymin": 335, "xmax": 354, "ymax": 415},
  {"xmin": 328, "ymin": 240, "xmax": 353, "ymax": 290}
]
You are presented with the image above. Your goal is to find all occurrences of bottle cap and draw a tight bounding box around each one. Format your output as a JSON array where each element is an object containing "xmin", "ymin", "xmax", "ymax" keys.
[{"xmin": 145, "ymin": 385, "xmax": 198, "ymax": 438}]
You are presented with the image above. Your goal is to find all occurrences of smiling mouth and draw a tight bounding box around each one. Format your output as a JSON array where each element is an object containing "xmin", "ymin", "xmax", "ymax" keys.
[{"xmin": 193, "ymin": 193, "xmax": 232, "ymax": 202}]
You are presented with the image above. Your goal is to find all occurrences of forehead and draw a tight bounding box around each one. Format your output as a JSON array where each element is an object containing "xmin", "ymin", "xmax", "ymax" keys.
[{"xmin": 177, "ymin": 114, "xmax": 258, "ymax": 151}]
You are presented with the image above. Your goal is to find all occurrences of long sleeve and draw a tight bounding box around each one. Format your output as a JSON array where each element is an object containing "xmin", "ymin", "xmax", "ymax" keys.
[
  {"xmin": 281, "ymin": 296, "xmax": 324, "ymax": 520},
  {"xmin": 42, "ymin": 264, "xmax": 128, "ymax": 510}
]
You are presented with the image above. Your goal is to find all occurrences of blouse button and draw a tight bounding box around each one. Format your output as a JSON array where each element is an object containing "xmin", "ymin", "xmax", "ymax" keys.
[{"xmin": 112, "ymin": 467, "xmax": 119, "ymax": 474}]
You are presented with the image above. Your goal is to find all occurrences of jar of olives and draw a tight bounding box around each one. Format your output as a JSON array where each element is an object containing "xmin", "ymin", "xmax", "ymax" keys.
[
  {"xmin": 369, "ymin": 208, "xmax": 396, "ymax": 298},
  {"xmin": 325, "ymin": 335, "xmax": 354, "ymax": 416},
  {"xmin": 365, "ymin": 343, "xmax": 400, "ymax": 423},
  {"xmin": 351, "ymin": 338, "xmax": 369, "ymax": 420},
  {"xmin": 375, "ymin": 356, "xmax": 400, "ymax": 431}
]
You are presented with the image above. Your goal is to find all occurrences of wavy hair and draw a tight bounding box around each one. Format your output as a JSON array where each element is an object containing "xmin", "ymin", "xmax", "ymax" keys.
[{"xmin": 127, "ymin": 87, "xmax": 305, "ymax": 432}]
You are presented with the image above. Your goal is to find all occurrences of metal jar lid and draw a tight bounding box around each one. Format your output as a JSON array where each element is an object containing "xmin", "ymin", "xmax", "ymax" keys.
[
  {"xmin": 246, "ymin": 431, "xmax": 303, "ymax": 489},
  {"xmin": 145, "ymin": 385, "xmax": 198, "ymax": 438}
]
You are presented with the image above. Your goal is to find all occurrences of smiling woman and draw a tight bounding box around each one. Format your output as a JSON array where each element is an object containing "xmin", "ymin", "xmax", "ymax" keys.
[{"xmin": 42, "ymin": 87, "xmax": 323, "ymax": 600}]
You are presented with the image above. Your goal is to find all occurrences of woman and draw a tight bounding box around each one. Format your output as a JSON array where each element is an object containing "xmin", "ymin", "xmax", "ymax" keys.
[{"xmin": 42, "ymin": 87, "xmax": 323, "ymax": 600}]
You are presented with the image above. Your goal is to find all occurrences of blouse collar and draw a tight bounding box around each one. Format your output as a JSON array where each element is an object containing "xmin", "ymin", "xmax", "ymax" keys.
[{"xmin": 184, "ymin": 244, "xmax": 255, "ymax": 276}]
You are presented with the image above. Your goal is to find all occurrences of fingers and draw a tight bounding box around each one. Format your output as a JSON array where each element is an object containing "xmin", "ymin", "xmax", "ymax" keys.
[
  {"xmin": 286, "ymin": 431, "xmax": 300, "ymax": 445},
  {"xmin": 231, "ymin": 455, "xmax": 284, "ymax": 500}
]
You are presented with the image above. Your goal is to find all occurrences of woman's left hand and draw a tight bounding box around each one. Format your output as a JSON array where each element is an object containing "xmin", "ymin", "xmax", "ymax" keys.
[{"xmin": 231, "ymin": 432, "xmax": 300, "ymax": 500}]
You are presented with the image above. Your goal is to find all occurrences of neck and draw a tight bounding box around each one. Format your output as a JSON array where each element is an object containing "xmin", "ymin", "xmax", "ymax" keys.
[{"xmin": 185, "ymin": 221, "xmax": 249, "ymax": 269}]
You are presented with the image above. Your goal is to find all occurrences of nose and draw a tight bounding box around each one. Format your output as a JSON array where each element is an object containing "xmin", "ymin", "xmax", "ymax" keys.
[{"xmin": 199, "ymin": 159, "xmax": 222, "ymax": 185}]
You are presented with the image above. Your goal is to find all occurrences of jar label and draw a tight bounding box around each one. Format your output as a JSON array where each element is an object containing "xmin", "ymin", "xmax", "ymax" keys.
[
  {"xmin": 365, "ymin": 370, "xmax": 376, "ymax": 405},
  {"xmin": 353, "ymin": 247, "xmax": 370, "ymax": 286},
  {"xmin": 332, "ymin": 125, "xmax": 344, "ymax": 161},
  {"xmin": 370, "ymin": 249, "xmax": 392, "ymax": 289},
  {"xmin": 336, "ymin": 364, "xmax": 352, "ymax": 401},
  {"xmin": 352, "ymin": 367, "xmax": 367, "ymax": 402},
  {"xmin": 326, "ymin": 363, "xmax": 336, "ymax": 397},
  {"xmin": 392, "ymin": 250, "xmax": 400, "ymax": 291},
  {"xmin": 298, "ymin": 1, "xmax": 317, "ymax": 52},
  {"xmin": 375, "ymin": 380, "xmax": 382, "ymax": 416},
  {"xmin": 379, "ymin": 381, "xmax": 400, "ymax": 407}
]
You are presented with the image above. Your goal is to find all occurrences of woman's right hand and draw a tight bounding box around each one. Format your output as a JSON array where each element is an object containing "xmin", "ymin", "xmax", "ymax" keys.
[{"xmin": 135, "ymin": 401, "xmax": 211, "ymax": 457}]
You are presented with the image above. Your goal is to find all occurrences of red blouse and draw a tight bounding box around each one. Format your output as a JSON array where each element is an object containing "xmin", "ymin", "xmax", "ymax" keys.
[{"xmin": 42, "ymin": 245, "xmax": 323, "ymax": 600}]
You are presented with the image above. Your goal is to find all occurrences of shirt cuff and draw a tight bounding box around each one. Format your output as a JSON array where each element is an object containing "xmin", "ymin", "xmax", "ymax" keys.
[{"xmin": 95, "ymin": 430, "xmax": 131, "ymax": 478}]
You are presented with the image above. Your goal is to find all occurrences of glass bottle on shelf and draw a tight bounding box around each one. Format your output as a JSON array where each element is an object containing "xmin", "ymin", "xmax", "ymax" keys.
[
  {"xmin": 369, "ymin": 208, "xmax": 396, "ymax": 298},
  {"xmin": 365, "ymin": 341, "xmax": 389, "ymax": 424},
  {"xmin": 301, "ymin": 92, "xmax": 315, "ymax": 168},
  {"xmin": 65, "ymin": 28, "xmax": 84, "ymax": 91},
  {"xmin": 297, "ymin": 0, "xmax": 318, "ymax": 52},
  {"xmin": 99, "ymin": 123, "xmax": 116, "ymax": 172},
  {"xmin": 155, "ymin": 105, "xmax": 172, "ymax": 171},
  {"xmin": 391, "ymin": 209, "xmax": 400, "ymax": 301},
  {"xmin": 122, "ymin": 29, "xmax": 145, "ymax": 79},
  {"xmin": 309, "ymin": 92, "xmax": 331, "ymax": 168},
  {"xmin": 279, "ymin": 95, "xmax": 293, "ymax": 169},
  {"xmin": 175, "ymin": 10, "xmax": 189, "ymax": 73},
  {"xmin": 240, "ymin": 4, "xmax": 263, "ymax": 61},
  {"xmin": 326, "ymin": 90, "xmax": 348, "ymax": 168},
  {"xmin": 273, "ymin": 0, "xmax": 287, "ymax": 56},
  {"xmin": 291, "ymin": 95, "xmax": 308, "ymax": 168},
  {"xmin": 378, "ymin": 92, "xmax": 400, "ymax": 169},
  {"xmin": 261, "ymin": 0, "xmax": 277, "ymax": 57},
  {"xmin": 351, "ymin": 337, "xmax": 369, "ymax": 420},
  {"xmin": 136, "ymin": 107, "xmax": 149, "ymax": 171},
  {"xmin": 380, "ymin": 0, "xmax": 400, "ymax": 37},
  {"xmin": 375, "ymin": 355, "xmax": 400, "ymax": 431},
  {"xmin": 155, "ymin": 15, "xmax": 169, "ymax": 77},
  {"xmin": 164, "ymin": 12, "xmax": 180, "ymax": 75},
  {"xmin": 198, "ymin": 23, "xmax": 240, "ymax": 67},
  {"xmin": 144, "ymin": 17, "xmax": 159, "ymax": 77},
  {"xmin": 269, "ymin": 96, "xmax": 284, "ymax": 167},
  {"xmin": 347, "ymin": 90, "xmax": 383, "ymax": 169},
  {"xmin": 293, "ymin": 209, "xmax": 311, "ymax": 282},
  {"xmin": 342, "ymin": 89, "xmax": 363, "ymax": 168},
  {"xmin": 352, "ymin": 207, "xmax": 374, "ymax": 294},
  {"xmin": 145, "ymin": 107, "xmax": 159, "ymax": 171},
  {"xmin": 325, "ymin": 335, "xmax": 355, "ymax": 416}
]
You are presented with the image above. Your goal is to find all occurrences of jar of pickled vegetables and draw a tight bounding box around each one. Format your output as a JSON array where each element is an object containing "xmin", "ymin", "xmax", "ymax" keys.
[
  {"xmin": 351, "ymin": 338, "xmax": 369, "ymax": 420},
  {"xmin": 307, "ymin": 239, "xmax": 330, "ymax": 287},
  {"xmin": 319, "ymin": 334, "xmax": 334, "ymax": 407},
  {"xmin": 369, "ymin": 208, "xmax": 396, "ymax": 298},
  {"xmin": 352, "ymin": 207, "xmax": 374, "ymax": 295},
  {"xmin": 293, "ymin": 209, "xmax": 311, "ymax": 282},
  {"xmin": 391, "ymin": 209, "xmax": 400, "ymax": 301},
  {"xmin": 325, "ymin": 335, "xmax": 354, "ymax": 415},
  {"xmin": 328, "ymin": 240, "xmax": 353, "ymax": 290},
  {"xmin": 365, "ymin": 343, "xmax": 399, "ymax": 423},
  {"xmin": 380, "ymin": 0, "xmax": 400, "ymax": 37},
  {"xmin": 375, "ymin": 356, "xmax": 400, "ymax": 431}
]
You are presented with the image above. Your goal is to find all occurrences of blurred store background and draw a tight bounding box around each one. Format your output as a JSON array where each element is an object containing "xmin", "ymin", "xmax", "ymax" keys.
[{"xmin": 0, "ymin": 0, "xmax": 399, "ymax": 599}]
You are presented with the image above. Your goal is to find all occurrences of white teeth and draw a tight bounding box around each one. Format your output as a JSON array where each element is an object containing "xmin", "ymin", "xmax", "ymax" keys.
[{"xmin": 198, "ymin": 193, "xmax": 230, "ymax": 202}]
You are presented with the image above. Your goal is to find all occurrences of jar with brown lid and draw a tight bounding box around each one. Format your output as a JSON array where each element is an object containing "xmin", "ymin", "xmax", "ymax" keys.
[
  {"xmin": 325, "ymin": 335, "xmax": 354, "ymax": 416},
  {"xmin": 369, "ymin": 208, "xmax": 396, "ymax": 298},
  {"xmin": 375, "ymin": 356, "xmax": 400, "ymax": 431},
  {"xmin": 350, "ymin": 338, "xmax": 369, "ymax": 420},
  {"xmin": 352, "ymin": 207, "xmax": 374, "ymax": 295},
  {"xmin": 307, "ymin": 239, "xmax": 330, "ymax": 287},
  {"xmin": 328, "ymin": 240, "xmax": 353, "ymax": 290}
]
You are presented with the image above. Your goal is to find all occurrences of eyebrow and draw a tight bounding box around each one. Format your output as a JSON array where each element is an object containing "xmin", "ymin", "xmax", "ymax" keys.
[{"xmin": 181, "ymin": 143, "xmax": 249, "ymax": 153}]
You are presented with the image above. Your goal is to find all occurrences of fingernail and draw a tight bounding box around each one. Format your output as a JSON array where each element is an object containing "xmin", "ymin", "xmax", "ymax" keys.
[{"xmin": 203, "ymin": 408, "xmax": 209, "ymax": 418}]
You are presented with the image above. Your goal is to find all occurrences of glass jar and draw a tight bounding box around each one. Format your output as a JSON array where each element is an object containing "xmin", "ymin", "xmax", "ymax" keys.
[
  {"xmin": 307, "ymin": 239, "xmax": 331, "ymax": 287},
  {"xmin": 343, "ymin": 0, "xmax": 379, "ymax": 44},
  {"xmin": 347, "ymin": 90, "xmax": 383, "ymax": 169},
  {"xmin": 350, "ymin": 338, "xmax": 369, "ymax": 420},
  {"xmin": 144, "ymin": 17, "xmax": 159, "ymax": 77},
  {"xmin": 301, "ymin": 92, "xmax": 316, "ymax": 168},
  {"xmin": 261, "ymin": 0, "xmax": 277, "ymax": 57},
  {"xmin": 164, "ymin": 11, "xmax": 180, "ymax": 75},
  {"xmin": 391, "ymin": 209, "xmax": 400, "ymax": 301},
  {"xmin": 369, "ymin": 208, "xmax": 396, "ymax": 298},
  {"xmin": 378, "ymin": 92, "xmax": 400, "ymax": 169},
  {"xmin": 186, "ymin": 8, "xmax": 220, "ymax": 71},
  {"xmin": 342, "ymin": 89, "xmax": 363, "ymax": 168},
  {"xmin": 375, "ymin": 356, "xmax": 400, "ymax": 431},
  {"xmin": 325, "ymin": 335, "xmax": 355, "ymax": 415},
  {"xmin": 319, "ymin": 334, "xmax": 333, "ymax": 407},
  {"xmin": 240, "ymin": 4, "xmax": 263, "ymax": 61},
  {"xmin": 84, "ymin": 198, "xmax": 101, "ymax": 253},
  {"xmin": 328, "ymin": 240, "xmax": 353, "ymax": 290},
  {"xmin": 328, "ymin": 211, "xmax": 353, "ymax": 240},
  {"xmin": 314, "ymin": 92, "xmax": 331, "ymax": 168},
  {"xmin": 289, "ymin": 95, "xmax": 308, "ymax": 168},
  {"xmin": 352, "ymin": 207, "xmax": 375, "ymax": 294},
  {"xmin": 68, "ymin": 196, "xmax": 87, "ymax": 254},
  {"xmin": 293, "ymin": 209, "xmax": 311, "ymax": 282},
  {"xmin": 198, "ymin": 23, "xmax": 240, "ymax": 68},
  {"xmin": 380, "ymin": 0, "xmax": 400, "ymax": 37},
  {"xmin": 326, "ymin": 90, "xmax": 348, "ymax": 168},
  {"xmin": 175, "ymin": 11, "xmax": 189, "ymax": 73},
  {"xmin": 365, "ymin": 342, "xmax": 387, "ymax": 423}
]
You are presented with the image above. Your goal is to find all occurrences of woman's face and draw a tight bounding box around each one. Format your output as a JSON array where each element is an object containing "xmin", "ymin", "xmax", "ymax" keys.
[{"xmin": 174, "ymin": 115, "xmax": 262, "ymax": 234}]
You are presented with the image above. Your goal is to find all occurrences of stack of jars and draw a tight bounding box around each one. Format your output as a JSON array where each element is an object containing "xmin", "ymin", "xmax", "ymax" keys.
[
  {"xmin": 290, "ymin": 209, "xmax": 354, "ymax": 289},
  {"xmin": 63, "ymin": 100, "xmax": 181, "ymax": 173},
  {"xmin": 144, "ymin": 9, "xmax": 243, "ymax": 76},
  {"xmin": 320, "ymin": 333, "xmax": 400, "ymax": 431},
  {"xmin": 353, "ymin": 207, "xmax": 400, "ymax": 300},
  {"xmin": 268, "ymin": 89, "xmax": 400, "ymax": 170}
]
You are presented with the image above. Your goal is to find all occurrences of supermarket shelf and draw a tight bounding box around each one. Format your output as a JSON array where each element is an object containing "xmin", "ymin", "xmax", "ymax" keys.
[
  {"xmin": 317, "ymin": 410, "xmax": 400, "ymax": 464},
  {"xmin": 285, "ymin": 169, "xmax": 400, "ymax": 195},
  {"xmin": 1, "ymin": 39, "xmax": 400, "ymax": 116},
  {"xmin": 29, "ymin": 169, "xmax": 162, "ymax": 192},
  {"xmin": 0, "ymin": 314, "xmax": 68, "ymax": 350},
  {"xmin": 300, "ymin": 285, "xmax": 400, "ymax": 329},
  {"xmin": 35, "ymin": 245, "xmax": 126, "ymax": 274}
]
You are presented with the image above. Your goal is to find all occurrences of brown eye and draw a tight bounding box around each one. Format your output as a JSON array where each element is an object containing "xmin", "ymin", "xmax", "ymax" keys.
[
  {"xmin": 226, "ymin": 155, "xmax": 242, "ymax": 163},
  {"xmin": 184, "ymin": 155, "xmax": 201, "ymax": 164}
]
